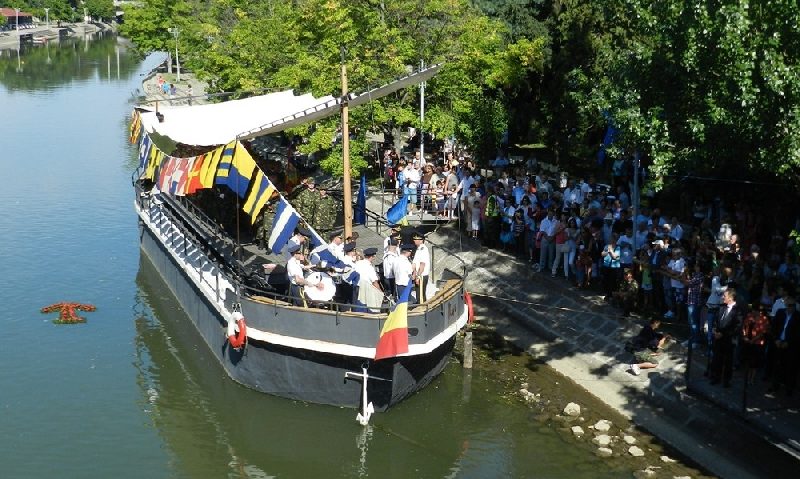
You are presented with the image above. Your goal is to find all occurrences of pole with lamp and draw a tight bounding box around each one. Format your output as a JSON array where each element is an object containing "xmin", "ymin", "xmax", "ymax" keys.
[
  {"xmin": 168, "ymin": 27, "xmax": 181, "ymax": 82},
  {"xmin": 15, "ymin": 8, "xmax": 19, "ymax": 33},
  {"xmin": 84, "ymin": 8, "xmax": 88, "ymax": 23},
  {"xmin": 44, "ymin": 8, "xmax": 49, "ymax": 29}
]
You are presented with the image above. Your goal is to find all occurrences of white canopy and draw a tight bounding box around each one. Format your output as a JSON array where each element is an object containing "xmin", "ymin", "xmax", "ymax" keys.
[
  {"xmin": 138, "ymin": 90, "xmax": 336, "ymax": 147},
  {"xmin": 138, "ymin": 63, "xmax": 443, "ymax": 147}
]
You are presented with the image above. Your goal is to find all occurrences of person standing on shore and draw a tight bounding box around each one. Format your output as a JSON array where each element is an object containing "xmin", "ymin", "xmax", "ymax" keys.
[{"xmin": 709, "ymin": 289, "xmax": 745, "ymax": 387}]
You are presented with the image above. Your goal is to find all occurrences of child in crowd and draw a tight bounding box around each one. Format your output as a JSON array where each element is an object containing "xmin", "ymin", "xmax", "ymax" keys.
[
  {"xmin": 434, "ymin": 179, "xmax": 446, "ymax": 217},
  {"xmin": 447, "ymin": 185, "xmax": 459, "ymax": 219},
  {"xmin": 470, "ymin": 199, "xmax": 481, "ymax": 238}
]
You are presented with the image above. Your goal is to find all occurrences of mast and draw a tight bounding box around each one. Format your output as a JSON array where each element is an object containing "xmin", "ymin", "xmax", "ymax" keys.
[
  {"xmin": 341, "ymin": 47, "xmax": 353, "ymax": 239},
  {"xmin": 419, "ymin": 59, "xmax": 425, "ymax": 166}
]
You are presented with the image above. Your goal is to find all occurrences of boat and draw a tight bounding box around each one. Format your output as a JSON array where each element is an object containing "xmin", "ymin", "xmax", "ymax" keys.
[{"xmin": 129, "ymin": 63, "xmax": 470, "ymax": 418}]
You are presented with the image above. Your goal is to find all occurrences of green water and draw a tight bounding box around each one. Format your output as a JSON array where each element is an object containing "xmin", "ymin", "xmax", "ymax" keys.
[{"xmin": 0, "ymin": 35, "xmax": 632, "ymax": 478}]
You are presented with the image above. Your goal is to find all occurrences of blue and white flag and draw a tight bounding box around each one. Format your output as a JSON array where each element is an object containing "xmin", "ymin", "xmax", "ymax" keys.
[
  {"xmin": 268, "ymin": 199, "xmax": 301, "ymax": 254},
  {"xmin": 138, "ymin": 135, "xmax": 152, "ymax": 170}
]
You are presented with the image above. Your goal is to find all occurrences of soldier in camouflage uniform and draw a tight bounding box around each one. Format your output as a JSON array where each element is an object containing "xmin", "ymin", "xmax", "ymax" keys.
[
  {"xmin": 256, "ymin": 198, "xmax": 278, "ymax": 250},
  {"xmin": 314, "ymin": 187, "xmax": 340, "ymax": 234},
  {"xmin": 294, "ymin": 177, "xmax": 319, "ymax": 223}
]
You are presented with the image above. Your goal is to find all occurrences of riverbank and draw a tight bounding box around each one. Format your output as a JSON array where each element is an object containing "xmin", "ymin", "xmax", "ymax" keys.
[
  {"xmin": 0, "ymin": 21, "xmax": 111, "ymax": 51},
  {"xmin": 460, "ymin": 320, "xmax": 712, "ymax": 478},
  {"xmin": 418, "ymin": 219, "xmax": 800, "ymax": 479}
]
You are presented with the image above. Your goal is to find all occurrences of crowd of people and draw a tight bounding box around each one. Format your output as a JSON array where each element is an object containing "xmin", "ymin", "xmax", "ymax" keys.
[{"xmin": 383, "ymin": 149, "xmax": 799, "ymax": 396}]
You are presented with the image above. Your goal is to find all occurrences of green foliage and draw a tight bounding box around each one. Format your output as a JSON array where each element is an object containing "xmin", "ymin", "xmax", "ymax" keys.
[
  {"xmin": 121, "ymin": 0, "xmax": 547, "ymax": 176},
  {"xmin": 84, "ymin": 0, "xmax": 115, "ymax": 20}
]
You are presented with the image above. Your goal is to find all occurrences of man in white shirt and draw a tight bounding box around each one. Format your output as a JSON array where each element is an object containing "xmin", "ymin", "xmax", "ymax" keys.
[
  {"xmin": 283, "ymin": 228, "xmax": 309, "ymax": 260},
  {"xmin": 326, "ymin": 231, "xmax": 345, "ymax": 262},
  {"xmin": 394, "ymin": 244, "xmax": 415, "ymax": 303},
  {"xmin": 538, "ymin": 210, "xmax": 557, "ymax": 272},
  {"xmin": 354, "ymin": 248, "xmax": 381, "ymax": 290},
  {"xmin": 412, "ymin": 232, "xmax": 431, "ymax": 303},
  {"xmin": 664, "ymin": 248, "xmax": 686, "ymax": 319},
  {"xmin": 286, "ymin": 245, "xmax": 320, "ymax": 306},
  {"xmin": 404, "ymin": 161, "xmax": 421, "ymax": 212},
  {"xmin": 382, "ymin": 236, "xmax": 400, "ymax": 298}
]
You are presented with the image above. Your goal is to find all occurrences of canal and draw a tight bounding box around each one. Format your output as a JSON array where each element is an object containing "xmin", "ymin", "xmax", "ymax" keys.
[{"xmin": 0, "ymin": 34, "xmax": 702, "ymax": 478}]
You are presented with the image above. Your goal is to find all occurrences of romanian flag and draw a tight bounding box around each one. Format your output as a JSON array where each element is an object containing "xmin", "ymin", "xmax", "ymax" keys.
[
  {"xmin": 199, "ymin": 146, "xmax": 223, "ymax": 188},
  {"xmin": 185, "ymin": 154, "xmax": 205, "ymax": 194},
  {"xmin": 374, "ymin": 283, "xmax": 412, "ymax": 360},
  {"xmin": 243, "ymin": 169, "xmax": 276, "ymax": 223}
]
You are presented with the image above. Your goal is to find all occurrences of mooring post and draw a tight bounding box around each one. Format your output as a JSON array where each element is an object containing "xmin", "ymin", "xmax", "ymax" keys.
[{"xmin": 463, "ymin": 331, "xmax": 473, "ymax": 369}]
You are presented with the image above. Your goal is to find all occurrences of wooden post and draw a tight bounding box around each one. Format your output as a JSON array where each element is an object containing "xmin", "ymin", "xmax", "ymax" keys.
[
  {"xmin": 463, "ymin": 331, "xmax": 473, "ymax": 369},
  {"xmin": 341, "ymin": 47, "xmax": 353, "ymax": 239}
]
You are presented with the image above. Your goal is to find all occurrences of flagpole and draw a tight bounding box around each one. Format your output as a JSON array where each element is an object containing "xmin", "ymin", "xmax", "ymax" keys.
[{"xmin": 341, "ymin": 47, "xmax": 353, "ymax": 240}]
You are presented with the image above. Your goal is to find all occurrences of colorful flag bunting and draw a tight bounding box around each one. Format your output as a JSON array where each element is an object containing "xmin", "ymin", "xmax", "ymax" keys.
[
  {"xmin": 199, "ymin": 146, "xmax": 223, "ymax": 188},
  {"xmin": 129, "ymin": 110, "xmax": 142, "ymax": 144},
  {"xmin": 242, "ymin": 170, "xmax": 276, "ymax": 223},
  {"xmin": 157, "ymin": 157, "xmax": 178, "ymax": 191},
  {"xmin": 170, "ymin": 158, "xmax": 191, "ymax": 195},
  {"xmin": 138, "ymin": 135, "xmax": 152, "ymax": 171},
  {"xmin": 374, "ymin": 283, "xmax": 412, "ymax": 360},
  {"xmin": 216, "ymin": 141, "xmax": 256, "ymax": 198},
  {"xmin": 185, "ymin": 154, "xmax": 205, "ymax": 194},
  {"xmin": 268, "ymin": 200, "xmax": 300, "ymax": 254}
]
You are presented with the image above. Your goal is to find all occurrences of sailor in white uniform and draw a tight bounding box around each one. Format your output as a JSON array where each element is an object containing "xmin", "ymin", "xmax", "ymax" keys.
[
  {"xmin": 411, "ymin": 232, "xmax": 431, "ymax": 303},
  {"xmin": 394, "ymin": 244, "xmax": 415, "ymax": 304},
  {"xmin": 286, "ymin": 244, "xmax": 318, "ymax": 306},
  {"xmin": 381, "ymin": 236, "xmax": 400, "ymax": 298},
  {"xmin": 354, "ymin": 247, "xmax": 381, "ymax": 290},
  {"xmin": 283, "ymin": 227, "xmax": 310, "ymax": 260}
]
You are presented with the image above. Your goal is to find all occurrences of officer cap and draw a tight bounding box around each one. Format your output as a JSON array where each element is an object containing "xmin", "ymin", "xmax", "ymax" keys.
[
  {"xmin": 364, "ymin": 247, "xmax": 378, "ymax": 257},
  {"xmin": 296, "ymin": 227, "xmax": 312, "ymax": 237},
  {"xmin": 400, "ymin": 244, "xmax": 415, "ymax": 252},
  {"xmin": 343, "ymin": 243, "xmax": 356, "ymax": 253},
  {"xmin": 288, "ymin": 244, "xmax": 302, "ymax": 254},
  {"xmin": 329, "ymin": 230, "xmax": 343, "ymax": 241},
  {"xmin": 412, "ymin": 232, "xmax": 425, "ymax": 241}
]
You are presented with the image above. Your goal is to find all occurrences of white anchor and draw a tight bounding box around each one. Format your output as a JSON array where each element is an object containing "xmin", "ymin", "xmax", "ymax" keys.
[{"xmin": 345, "ymin": 364, "xmax": 390, "ymax": 425}]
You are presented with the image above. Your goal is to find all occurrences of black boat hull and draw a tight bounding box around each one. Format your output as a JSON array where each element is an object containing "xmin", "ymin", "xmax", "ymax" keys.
[{"xmin": 139, "ymin": 221, "xmax": 459, "ymax": 411}]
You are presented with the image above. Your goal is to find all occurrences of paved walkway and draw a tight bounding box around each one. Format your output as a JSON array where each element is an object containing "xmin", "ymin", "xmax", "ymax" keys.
[
  {"xmin": 140, "ymin": 69, "xmax": 208, "ymax": 107},
  {"xmin": 365, "ymin": 194, "xmax": 800, "ymax": 477}
]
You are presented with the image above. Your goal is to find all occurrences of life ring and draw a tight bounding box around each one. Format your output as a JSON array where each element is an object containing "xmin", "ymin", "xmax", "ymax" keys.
[
  {"xmin": 227, "ymin": 311, "xmax": 248, "ymax": 349},
  {"xmin": 464, "ymin": 292, "xmax": 474, "ymax": 324}
]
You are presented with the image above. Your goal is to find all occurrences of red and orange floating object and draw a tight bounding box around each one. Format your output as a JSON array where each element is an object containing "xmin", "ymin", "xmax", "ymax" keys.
[{"xmin": 41, "ymin": 302, "xmax": 97, "ymax": 324}]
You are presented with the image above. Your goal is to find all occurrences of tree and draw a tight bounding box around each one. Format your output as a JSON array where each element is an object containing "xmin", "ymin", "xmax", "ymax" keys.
[
  {"xmin": 121, "ymin": 0, "xmax": 546, "ymax": 175},
  {"xmin": 84, "ymin": 0, "xmax": 115, "ymax": 21}
]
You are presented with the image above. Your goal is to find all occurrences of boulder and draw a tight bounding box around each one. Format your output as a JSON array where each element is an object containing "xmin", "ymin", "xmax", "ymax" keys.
[
  {"xmin": 571, "ymin": 426, "xmax": 585, "ymax": 437},
  {"xmin": 592, "ymin": 434, "xmax": 612, "ymax": 447},
  {"xmin": 628, "ymin": 445, "xmax": 646, "ymax": 457},
  {"xmin": 593, "ymin": 419, "xmax": 613, "ymax": 432},
  {"xmin": 660, "ymin": 455, "xmax": 677, "ymax": 463},
  {"xmin": 596, "ymin": 447, "xmax": 613, "ymax": 457},
  {"xmin": 563, "ymin": 402, "xmax": 581, "ymax": 417},
  {"xmin": 623, "ymin": 435, "xmax": 637, "ymax": 445}
]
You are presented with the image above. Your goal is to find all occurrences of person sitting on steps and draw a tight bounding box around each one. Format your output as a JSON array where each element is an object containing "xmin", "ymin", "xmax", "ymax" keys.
[{"xmin": 628, "ymin": 318, "xmax": 671, "ymax": 375}]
